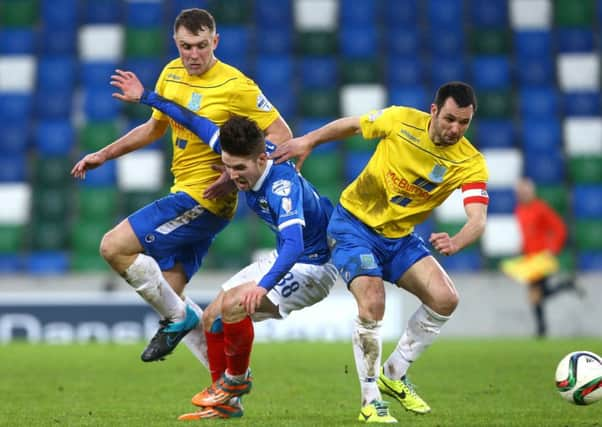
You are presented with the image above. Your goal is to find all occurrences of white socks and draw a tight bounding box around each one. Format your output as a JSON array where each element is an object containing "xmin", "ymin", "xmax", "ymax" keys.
[
  {"xmin": 182, "ymin": 296, "xmax": 209, "ymax": 369},
  {"xmin": 352, "ymin": 316, "xmax": 382, "ymax": 405},
  {"xmin": 384, "ymin": 304, "xmax": 450, "ymax": 380},
  {"xmin": 123, "ymin": 254, "xmax": 186, "ymax": 321}
]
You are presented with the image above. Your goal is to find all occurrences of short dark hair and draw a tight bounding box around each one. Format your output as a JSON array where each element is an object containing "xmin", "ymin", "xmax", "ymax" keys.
[
  {"xmin": 174, "ymin": 8, "xmax": 216, "ymax": 35},
  {"xmin": 434, "ymin": 81, "xmax": 477, "ymax": 112},
  {"xmin": 220, "ymin": 116, "xmax": 266, "ymax": 157}
]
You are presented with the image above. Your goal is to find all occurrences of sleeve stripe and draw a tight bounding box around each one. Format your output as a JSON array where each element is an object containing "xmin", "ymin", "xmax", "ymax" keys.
[
  {"xmin": 278, "ymin": 218, "xmax": 305, "ymax": 230},
  {"xmin": 464, "ymin": 196, "xmax": 489, "ymax": 205},
  {"xmin": 208, "ymin": 129, "xmax": 220, "ymax": 152},
  {"xmin": 461, "ymin": 182, "xmax": 487, "ymax": 191}
]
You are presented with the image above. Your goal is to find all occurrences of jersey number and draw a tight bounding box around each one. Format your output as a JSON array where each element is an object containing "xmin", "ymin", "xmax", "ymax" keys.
[{"xmin": 277, "ymin": 272, "xmax": 300, "ymax": 298}]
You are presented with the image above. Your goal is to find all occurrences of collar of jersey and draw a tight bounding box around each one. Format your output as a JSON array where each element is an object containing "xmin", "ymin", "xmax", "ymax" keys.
[{"xmin": 252, "ymin": 160, "xmax": 273, "ymax": 192}]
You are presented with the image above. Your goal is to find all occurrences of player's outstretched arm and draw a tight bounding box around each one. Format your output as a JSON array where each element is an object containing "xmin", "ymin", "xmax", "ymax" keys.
[{"xmin": 430, "ymin": 202, "xmax": 488, "ymax": 256}]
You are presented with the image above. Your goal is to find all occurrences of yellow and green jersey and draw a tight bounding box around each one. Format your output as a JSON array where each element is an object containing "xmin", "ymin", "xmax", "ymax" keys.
[{"xmin": 153, "ymin": 58, "xmax": 281, "ymax": 219}]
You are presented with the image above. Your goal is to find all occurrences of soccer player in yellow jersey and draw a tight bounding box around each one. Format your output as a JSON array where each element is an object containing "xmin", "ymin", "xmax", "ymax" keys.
[
  {"xmin": 272, "ymin": 82, "xmax": 489, "ymax": 423},
  {"xmin": 71, "ymin": 9, "xmax": 292, "ymax": 364}
]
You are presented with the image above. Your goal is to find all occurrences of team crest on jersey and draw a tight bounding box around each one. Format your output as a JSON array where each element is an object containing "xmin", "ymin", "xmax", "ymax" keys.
[
  {"xmin": 281, "ymin": 197, "xmax": 292, "ymax": 214},
  {"xmin": 256, "ymin": 93, "xmax": 273, "ymax": 112},
  {"xmin": 187, "ymin": 92, "xmax": 202, "ymax": 111},
  {"xmin": 258, "ymin": 197, "xmax": 270, "ymax": 212},
  {"xmin": 428, "ymin": 164, "xmax": 447, "ymax": 183},
  {"xmin": 272, "ymin": 179, "xmax": 291, "ymax": 196},
  {"xmin": 360, "ymin": 254, "xmax": 377, "ymax": 270}
]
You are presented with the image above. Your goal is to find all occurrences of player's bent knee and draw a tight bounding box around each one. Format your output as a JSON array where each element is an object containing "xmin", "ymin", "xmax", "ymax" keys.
[{"xmin": 99, "ymin": 230, "xmax": 118, "ymax": 262}]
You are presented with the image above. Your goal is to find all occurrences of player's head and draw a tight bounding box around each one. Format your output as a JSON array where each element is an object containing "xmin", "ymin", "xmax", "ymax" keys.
[
  {"xmin": 173, "ymin": 9, "xmax": 218, "ymax": 76},
  {"xmin": 429, "ymin": 81, "xmax": 477, "ymax": 146},
  {"xmin": 515, "ymin": 177, "xmax": 536, "ymax": 204},
  {"xmin": 219, "ymin": 116, "xmax": 267, "ymax": 191}
]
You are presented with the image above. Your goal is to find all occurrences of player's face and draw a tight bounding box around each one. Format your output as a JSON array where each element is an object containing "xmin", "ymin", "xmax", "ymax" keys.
[
  {"xmin": 173, "ymin": 26, "xmax": 218, "ymax": 76},
  {"xmin": 221, "ymin": 152, "xmax": 268, "ymax": 191},
  {"xmin": 429, "ymin": 97, "xmax": 474, "ymax": 146}
]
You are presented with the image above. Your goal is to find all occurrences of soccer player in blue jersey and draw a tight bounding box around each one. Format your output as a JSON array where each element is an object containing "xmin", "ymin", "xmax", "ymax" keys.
[
  {"xmin": 271, "ymin": 82, "xmax": 489, "ymax": 423},
  {"xmin": 111, "ymin": 70, "xmax": 338, "ymax": 420}
]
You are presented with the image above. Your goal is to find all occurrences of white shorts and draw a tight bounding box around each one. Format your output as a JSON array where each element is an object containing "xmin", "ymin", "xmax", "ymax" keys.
[{"xmin": 221, "ymin": 251, "xmax": 338, "ymax": 321}]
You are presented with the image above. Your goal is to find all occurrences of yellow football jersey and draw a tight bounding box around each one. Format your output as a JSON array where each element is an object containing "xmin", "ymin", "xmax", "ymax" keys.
[
  {"xmin": 152, "ymin": 58, "xmax": 281, "ymax": 219},
  {"xmin": 340, "ymin": 106, "xmax": 489, "ymax": 238}
]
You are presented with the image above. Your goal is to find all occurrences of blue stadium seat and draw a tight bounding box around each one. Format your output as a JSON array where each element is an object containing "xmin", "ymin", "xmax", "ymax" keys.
[
  {"xmin": 40, "ymin": 27, "xmax": 77, "ymax": 55},
  {"xmin": 430, "ymin": 57, "xmax": 466, "ymax": 88},
  {"xmin": 0, "ymin": 121, "xmax": 30, "ymax": 154},
  {"xmin": 257, "ymin": 27, "xmax": 293, "ymax": 55},
  {"xmin": 80, "ymin": 61, "xmax": 118, "ymax": 89},
  {"xmin": 562, "ymin": 92, "xmax": 602, "ymax": 116},
  {"xmin": 34, "ymin": 120, "xmax": 75, "ymax": 156},
  {"xmin": 35, "ymin": 88, "xmax": 73, "ymax": 119},
  {"xmin": 255, "ymin": 55, "xmax": 294, "ymax": 94},
  {"xmin": 299, "ymin": 56, "xmax": 338, "ymax": 89},
  {"xmin": 413, "ymin": 217, "xmax": 435, "ymax": 241},
  {"xmin": 387, "ymin": 28, "xmax": 419, "ymax": 57},
  {"xmin": 295, "ymin": 118, "xmax": 341, "ymax": 153},
  {"xmin": 340, "ymin": 27, "xmax": 378, "ymax": 58},
  {"xmin": 255, "ymin": 0, "xmax": 292, "ymax": 27},
  {"xmin": 83, "ymin": 87, "xmax": 122, "ymax": 121},
  {"xmin": 572, "ymin": 185, "xmax": 602, "ymax": 218},
  {"xmin": 345, "ymin": 152, "xmax": 372, "ymax": 183},
  {"xmin": 0, "ymin": 153, "xmax": 27, "ymax": 182},
  {"xmin": 41, "ymin": 0, "xmax": 79, "ymax": 28},
  {"xmin": 0, "ymin": 94, "xmax": 33, "ymax": 122},
  {"xmin": 126, "ymin": 1, "xmax": 164, "ymax": 27},
  {"xmin": 577, "ymin": 251, "xmax": 602, "ymax": 271},
  {"xmin": 519, "ymin": 87, "xmax": 560, "ymax": 118},
  {"xmin": 170, "ymin": 0, "xmax": 209, "ymax": 23},
  {"xmin": 261, "ymin": 86, "xmax": 296, "ymax": 121},
  {"xmin": 340, "ymin": 0, "xmax": 377, "ymax": 25},
  {"xmin": 487, "ymin": 188, "xmax": 516, "ymax": 213},
  {"xmin": 121, "ymin": 58, "xmax": 163, "ymax": 88},
  {"xmin": 438, "ymin": 250, "xmax": 483, "ymax": 272},
  {"xmin": 474, "ymin": 119, "xmax": 515, "ymax": 148},
  {"xmin": 514, "ymin": 30, "xmax": 552, "ymax": 58},
  {"xmin": 384, "ymin": 0, "xmax": 418, "ymax": 27},
  {"xmin": 521, "ymin": 119, "xmax": 562, "ymax": 151},
  {"xmin": 428, "ymin": 0, "xmax": 464, "ymax": 28},
  {"xmin": 471, "ymin": 56, "xmax": 511, "ymax": 89},
  {"xmin": 388, "ymin": 85, "xmax": 429, "ymax": 110},
  {"xmin": 25, "ymin": 251, "xmax": 70, "ymax": 275},
  {"xmin": 37, "ymin": 56, "xmax": 77, "ymax": 91},
  {"xmin": 0, "ymin": 29, "xmax": 36, "ymax": 54},
  {"xmin": 470, "ymin": 0, "xmax": 508, "ymax": 27},
  {"xmin": 428, "ymin": 28, "xmax": 465, "ymax": 58},
  {"xmin": 387, "ymin": 57, "xmax": 422, "ymax": 86},
  {"xmin": 79, "ymin": 161, "xmax": 117, "ymax": 187},
  {"xmin": 556, "ymin": 28, "xmax": 595, "ymax": 53},
  {"xmin": 215, "ymin": 26, "xmax": 251, "ymax": 74},
  {"xmin": 524, "ymin": 150, "xmax": 565, "ymax": 184},
  {"xmin": 0, "ymin": 255, "xmax": 22, "ymax": 273},
  {"xmin": 516, "ymin": 57, "xmax": 555, "ymax": 86},
  {"xmin": 83, "ymin": 0, "xmax": 123, "ymax": 23}
]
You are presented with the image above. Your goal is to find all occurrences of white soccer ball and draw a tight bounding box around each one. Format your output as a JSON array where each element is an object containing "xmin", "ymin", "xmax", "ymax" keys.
[{"xmin": 555, "ymin": 351, "xmax": 602, "ymax": 405}]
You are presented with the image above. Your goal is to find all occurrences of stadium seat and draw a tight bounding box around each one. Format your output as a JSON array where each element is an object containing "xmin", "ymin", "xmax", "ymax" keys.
[
  {"xmin": 556, "ymin": 28, "xmax": 595, "ymax": 53},
  {"xmin": 70, "ymin": 252, "xmax": 110, "ymax": 272},
  {"xmin": 386, "ymin": 28, "xmax": 419, "ymax": 57},
  {"xmin": 294, "ymin": 118, "xmax": 341, "ymax": 151},
  {"xmin": 568, "ymin": 156, "xmax": 602, "ymax": 183},
  {"xmin": 471, "ymin": 56, "xmax": 511, "ymax": 89},
  {"xmin": 474, "ymin": 119, "xmax": 515, "ymax": 149},
  {"xmin": 344, "ymin": 151, "xmax": 372, "ymax": 184},
  {"xmin": 37, "ymin": 55, "xmax": 77, "ymax": 92},
  {"xmin": 170, "ymin": 0, "xmax": 209, "ymax": 21},
  {"xmin": 563, "ymin": 117, "xmax": 602, "ymax": 155},
  {"xmin": 214, "ymin": 26, "xmax": 250, "ymax": 72},
  {"xmin": 0, "ymin": 183, "xmax": 31, "ymax": 225},
  {"xmin": 562, "ymin": 92, "xmax": 602, "ymax": 116},
  {"xmin": 519, "ymin": 87, "xmax": 560, "ymax": 118},
  {"xmin": 261, "ymin": 86, "xmax": 296, "ymax": 121},
  {"xmin": 33, "ymin": 188, "xmax": 70, "ymax": 221},
  {"xmin": 0, "ymin": 93, "xmax": 33, "ymax": 123},
  {"xmin": 83, "ymin": 0, "xmax": 122, "ymax": 23},
  {"xmin": 436, "ymin": 221, "xmax": 479, "ymax": 250},
  {"xmin": 77, "ymin": 160, "xmax": 117, "ymax": 188},
  {"xmin": 300, "ymin": 89, "xmax": 339, "ymax": 117},
  {"xmin": 340, "ymin": 84, "xmax": 386, "ymax": 117},
  {"xmin": 574, "ymin": 220, "xmax": 602, "ymax": 250},
  {"xmin": 486, "ymin": 189, "xmax": 516, "ymax": 214},
  {"xmin": 299, "ymin": 56, "xmax": 338, "ymax": 89},
  {"xmin": 344, "ymin": 134, "xmax": 377, "ymax": 153},
  {"xmin": 384, "ymin": 0, "xmax": 418, "ymax": 27},
  {"xmin": 0, "ymin": 56, "xmax": 36, "ymax": 92},
  {"xmin": 387, "ymin": 57, "xmax": 422, "ymax": 86},
  {"xmin": 515, "ymin": 57, "xmax": 555, "ymax": 86},
  {"xmin": 41, "ymin": 0, "xmax": 78, "ymax": 27},
  {"xmin": 256, "ymin": 27, "xmax": 293, "ymax": 55},
  {"xmin": 83, "ymin": 87, "xmax": 122, "ymax": 121},
  {"xmin": 0, "ymin": 154, "xmax": 27, "ymax": 182},
  {"xmin": 0, "ymin": 29, "xmax": 36, "ymax": 54},
  {"xmin": 255, "ymin": 55, "xmax": 294, "ymax": 95},
  {"xmin": 428, "ymin": 28, "xmax": 465, "ymax": 58},
  {"xmin": 509, "ymin": 0, "xmax": 552, "ymax": 29},
  {"xmin": 481, "ymin": 214, "xmax": 521, "ymax": 257},
  {"xmin": 0, "ymin": 254, "xmax": 22, "ymax": 273},
  {"xmin": 40, "ymin": 27, "xmax": 77, "ymax": 55},
  {"xmin": 521, "ymin": 119, "xmax": 562, "ymax": 152},
  {"xmin": 572, "ymin": 185, "xmax": 602, "ymax": 218},
  {"xmin": 513, "ymin": 30, "xmax": 552, "ymax": 58},
  {"xmin": 438, "ymin": 250, "xmax": 483, "ymax": 272},
  {"xmin": 24, "ymin": 251, "xmax": 70, "ymax": 275},
  {"xmin": 294, "ymin": 0, "xmax": 338, "ymax": 31},
  {"xmin": 478, "ymin": 91, "xmax": 513, "ymax": 118},
  {"xmin": 255, "ymin": 0, "xmax": 292, "ymax": 27},
  {"xmin": 0, "ymin": 0, "xmax": 37, "ymax": 26},
  {"xmin": 0, "ymin": 120, "xmax": 30, "ymax": 154},
  {"xmin": 339, "ymin": 0, "xmax": 377, "ymax": 25},
  {"xmin": 554, "ymin": 0, "xmax": 594, "ymax": 26},
  {"xmin": 341, "ymin": 59, "xmax": 381, "ymax": 84},
  {"xmin": 32, "ymin": 156, "xmax": 72, "ymax": 189},
  {"xmin": 120, "ymin": 58, "xmax": 163, "ymax": 88},
  {"xmin": 428, "ymin": 0, "xmax": 463, "ymax": 27},
  {"xmin": 34, "ymin": 120, "xmax": 75, "ymax": 156},
  {"xmin": 125, "ymin": 28, "xmax": 165, "ymax": 58},
  {"xmin": 523, "ymin": 149, "xmax": 565, "ymax": 184},
  {"xmin": 208, "ymin": 0, "xmax": 250, "ymax": 24},
  {"xmin": 79, "ymin": 122, "xmax": 120, "ymax": 152},
  {"xmin": 537, "ymin": 185, "xmax": 568, "ymax": 216},
  {"xmin": 77, "ymin": 187, "xmax": 119, "ymax": 222},
  {"xmin": 483, "ymin": 149, "xmax": 523, "ymax": 188},
  {"xmin": 0, "ymin": 225, "xmax": 25, "ymax": 253},
  {"xmin": 80, "ymin": 61, "xmax": 118, "ymax": 88},
  {"xmin": 339, "ymin": 27, "xmax": 378, "ymax": 58},
  {"xmin": 302, "ymin": 152, "xmax": 343, "ymax": 188},
  {"xmin": 71, "ymin": 219, "xmax": 113, "ymax": 255},
  {"xmin": 117, "ymin": 151, "xmax": 164, "ymax": 191},
  {"xmin": 429, "ymin": 57, "xmax": 466, "ymax": 89},
  {"xmin": 125, "ymin": 1, "xmax": 164, "ymax": 27},
  {"xmin": 296, "ymin": 31, "xmax": 337, "ymax": 55},
  {"xmin": 470, "ymin": 29, "xmax": 510, "ymax": 54},
  {"xmin": 557, "ymin": 53, "xmax": 600, "ymax": 91},
  {"xmin": 211, "ymin": 219, "xmax": 251, "ymax": 268},
  {"xmin": 122, "ymin": 190, "xmax": 163, "ymax": 216},
  {"xmin": 577, "ymin": 251, "xmax": 602, "ymax": 272},
  {"xmin": 470, "ymin": 0, "xmax": 508, "ymax": 27},
  {"xmin": 30, "ymin": 220, "xmax": 70, "ymax": 251},
  {"xmin": 388, "ymin": 85, "xmax": 429, "ymax": 111},
  {"xmin": 78, "ymin": 25, "xmax": 124, "ymax": 61},
  {"xmin": 434, "ymin": 190, "xmax": 465, "ymax": 222}
]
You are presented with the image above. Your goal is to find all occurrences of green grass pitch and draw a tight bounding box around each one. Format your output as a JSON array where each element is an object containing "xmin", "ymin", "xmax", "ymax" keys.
[{"xmin": 2, "ymin": 339, "xmax": 602, "ymax": 426}]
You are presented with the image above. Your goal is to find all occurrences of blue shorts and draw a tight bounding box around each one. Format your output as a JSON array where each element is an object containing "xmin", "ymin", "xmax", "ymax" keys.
[
  {"xmin": 327, "ymin": 204, "xmax": 430, "ymax": 286},
  {"xmin": 128, "ymin": 192, "xmax": 229, "ymax": 282}
]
